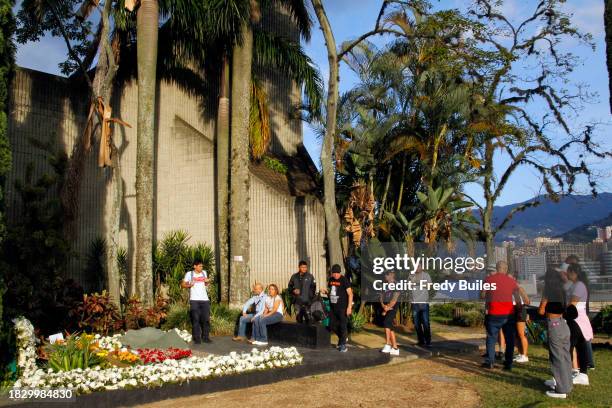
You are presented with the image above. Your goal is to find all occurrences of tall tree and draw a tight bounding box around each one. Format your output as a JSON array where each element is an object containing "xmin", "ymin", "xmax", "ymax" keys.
[
  {"xmin": 467, "ymin": 0, "xmax": 611, "ymax": 260},
  {"xmin": 228, "ymin": 2, "xmax": 256, "ymax": 307},
  {"xmin": 16, "ymin": 0, "xmax": 126, "ymax": 306},
  {"xmin": 134, "ymin": 0, "xmax": 159, "ymax": 306}
]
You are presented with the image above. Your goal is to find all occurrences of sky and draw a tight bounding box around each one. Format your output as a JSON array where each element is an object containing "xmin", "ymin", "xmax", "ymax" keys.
[{"xmin": 14, "ymin": 0, "xmax": 612, "ymax": 207}]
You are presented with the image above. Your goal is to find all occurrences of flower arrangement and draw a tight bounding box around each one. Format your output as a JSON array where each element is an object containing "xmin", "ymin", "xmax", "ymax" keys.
[
  {"xmin": 12, "ymin": 318, "xmax": 302, "ymax": 395},
  {"xmin": 137, "ymin": 348, "xmax": 192, "ymax": 364}
]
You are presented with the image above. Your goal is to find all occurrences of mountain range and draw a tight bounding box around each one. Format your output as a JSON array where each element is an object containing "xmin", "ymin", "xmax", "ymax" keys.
[{"xmin": 482, "ymin": 193, "xmax": 612, "ymax": 243}]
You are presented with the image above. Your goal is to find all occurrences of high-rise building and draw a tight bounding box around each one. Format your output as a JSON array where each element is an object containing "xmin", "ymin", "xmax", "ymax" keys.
[
  {"xmin": 544, "ymin": 243, "xmax": 586, "ymax": 272},
  {"xmin": 596, "ymin": 226, "xmax": 612, "ymax": 242},
  {"xmin": 515, "ymin": 253, "xmax": 547, "ymax": 280},
  {"xmin": 585, "ymin": 241, "xmax": 604, "ymax": 261},
  {"xmin": 581, "ymin": 260, "xmax": 602, "ymax": 277}
]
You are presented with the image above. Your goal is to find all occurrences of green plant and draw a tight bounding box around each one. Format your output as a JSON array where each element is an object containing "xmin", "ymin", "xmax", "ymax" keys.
[
  {"xmin": 210, "ymin": 303, "xmax": 240, "ymax": 336},
  {"xmin": 83, "ymin": 238, "xmax": 106, "ymax": 293},
  {"xmin": 70, "ymin": 291, "xmax": 123, "ymax": 335},
  {"xmin": 453, "ymin": 309, "xmax": 484, "ymax": 327},
  {"xmin": 281, "ymin": 289, "xmax": 294, "ymax": 317},
  {"xmin": 349, "ymin": 312, "xmax": 367, "ymax": 332},
  {"xmin": 153, "ymin": 231, "xmax": 216, "ymax": 304},
  {"xmin": 44, "ymin": 335, "xmax": 104, "ymax": 372},
  {"xmin": 161, "ymin": 302, "xmax": 190, "ymax": 331},
  {"xmin": 262, "ymin": 156, "xmax": 288, "ymax": 174},
  {"xmin": 592, "ymin": 305, "xmax": 612, "ymax": 335}
]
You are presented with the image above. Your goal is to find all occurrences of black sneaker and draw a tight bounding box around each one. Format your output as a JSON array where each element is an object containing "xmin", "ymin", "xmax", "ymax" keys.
[
  {"xmin": 481, "ymin": 362, "xmax": 494, "ymax": 369},
  {"xmin": 203, "ymin": 338, "xmax": 212, "ymax": 343}
]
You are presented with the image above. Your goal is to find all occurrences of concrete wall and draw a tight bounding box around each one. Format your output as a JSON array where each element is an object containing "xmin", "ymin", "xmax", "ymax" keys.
[{"xmin": 6, "ymin": 66, "xmax": 327, "ymax": 294}]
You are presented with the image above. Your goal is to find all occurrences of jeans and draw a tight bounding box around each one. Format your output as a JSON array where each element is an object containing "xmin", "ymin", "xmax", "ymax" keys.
[
  {"xmin": 237, "ymin": 314, "xmax": 254, "ymax": 338},
  {"xmin": 295, "ymin": 300, "xmax": 312, "ymax": 324},
  {"xmin": 586, "ymin": 340, "xmax": 595, "ymax": 368},
  {"xmin": 412, "ymin": 303, "xmax": 431, "ymax": 345},
  {"xmin": 548, "ymin": 317, "xmax": 573, "ymax": 394},
  {"xmin": 485, "ymin": 314, "xmax": 515, "ymax": 367},
  {"xmin": 190, "ymin": 300, "xmax": 210, "ymax": 343},
  {"xmin": 330, "ymin": 307, "xmax": 348, "ymax": 346},
  {"xmin": 252, "ymin": 313, "xmax": 283, "ymax": 342}
]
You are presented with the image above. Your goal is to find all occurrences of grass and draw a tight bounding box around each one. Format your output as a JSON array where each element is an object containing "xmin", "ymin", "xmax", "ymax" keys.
[{"xmin": 454, "ymin": 345, "xmax": 612, "ymax": 408}]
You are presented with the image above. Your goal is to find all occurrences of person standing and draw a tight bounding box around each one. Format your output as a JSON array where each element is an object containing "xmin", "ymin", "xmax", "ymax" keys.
[
  {"xmin": 251, "ymin": 284, "xmax": 284, "ymax": 346},
  {"xmin": 566, "ymin": 263, "xmax": 593, "ymax": 386},
  {"xmin": 481, "ymin": 261, "xmax": 517, "ymax": 370},
  {"xmin": 380, "ymin": 271, "xmax": 400, "ymax": 356},
  {"xmin": 410, "ymin": 267, "xmax": 432, "ymax": 347},
  {"xmin": 323, "ymin": 264, "xmax": 353, "ymax": 352},
  {"xmin": 181, "ymin": 260, "xmax": 212, "ymax": 344},
  {"xmin": 233, "ymin": 283, "xmax": 266, "ymax": 342},
  {"xmin": 539, "ymin": 267, "xmax": 573, "ymax": 399},
  {"xmin": 512, "ymin": 273, "xmax": 530, "ymax": 363},
  {"xmin": 288, "ymin": 260, "xmax": 316, "ymax": 323}
]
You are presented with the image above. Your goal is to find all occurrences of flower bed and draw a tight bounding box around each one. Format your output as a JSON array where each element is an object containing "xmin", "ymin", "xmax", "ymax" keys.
[{"xmin": 12, "ymin": 317, "xmax": 303, "ymax": 395}]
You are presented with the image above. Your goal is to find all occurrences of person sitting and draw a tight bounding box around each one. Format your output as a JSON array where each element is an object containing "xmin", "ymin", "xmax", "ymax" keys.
[
  {"xmin": 250, "ymin": 284, "xmax": 284, "ymax": 346},
  {"xmin": 233, "ymin": 282, "xmax": 266, "ymax": 342},
  {"xmin": 288, "ymin": 260, "xmax": 316, "ymax": 324}
]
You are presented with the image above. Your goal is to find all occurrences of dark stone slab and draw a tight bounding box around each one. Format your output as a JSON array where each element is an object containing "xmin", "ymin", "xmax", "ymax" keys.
[{"xmin": 267, "ymin": 321, "xmax": 331, "ymax": 349}]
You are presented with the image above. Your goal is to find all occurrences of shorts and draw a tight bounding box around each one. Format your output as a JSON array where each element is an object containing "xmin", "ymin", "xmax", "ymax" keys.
[
  {"xmin": 383, "ymin": 307, "xmax": 397, "ymax": 329},
  {"xmin": 515, "ymin": 305, "xmax": 527, "ymax": 322}
]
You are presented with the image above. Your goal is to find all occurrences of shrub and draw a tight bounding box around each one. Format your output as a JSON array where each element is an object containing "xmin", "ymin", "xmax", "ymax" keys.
[
  {"xmin": 153, "ymin": 231, "xmax": 216, "ymax": 304},
  {"xmin": 161, "ymin": 302, "xmax": 240, "ymax": 337},
  {"xmin": 211, "ymin": 304, "xmax": 240, "ymax": 336},
  {"xmin": 349, "ymin": 312, "xmax": 367, "ymax": 332},
  {"xmin": 453, "ymin": 309, "xmax": 484, "ymax": 327},
  {"xmin": 592, "ymin": 305, "xmax": 612, "ymax": 335},
  {"xmin": 161, "ymin": 302, "xmax": 190, "ymax": 332},
  {"xmin": 70, "ymin": 291, "xmax": 123, "ymax": 335},
  {"xmin": 124, "ymin": 295, "xmax": 168, "ymax": 330}
]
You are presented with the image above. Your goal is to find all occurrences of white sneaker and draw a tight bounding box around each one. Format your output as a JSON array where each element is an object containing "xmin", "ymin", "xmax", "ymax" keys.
[
  {"xmin": 546, "ymin": 391, "xmax": 567, "ymax": 399},
  {"xmin": 389, "ymin": 347, "xmax": 400, "ymax": 356},
  {"xmin": 573, "ymin": 373, "xmax": 589, "ymax": 386},
  {"xmin": 544, "ymin": 378, "xmax": 556, "ymax": 388},
  {"xmin": 381, "ymin": 344, "xmax": 392, "ymax": 353},
  {"xmin": 514, "ymin": 354, "xmax": 529, "ymax": 363},
  {"xmin": 253, "ymin": 341, "xmax": 268, "ymax": 346}
]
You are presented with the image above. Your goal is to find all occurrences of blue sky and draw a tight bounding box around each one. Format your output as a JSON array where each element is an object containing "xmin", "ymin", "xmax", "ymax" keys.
[{"xmin": 15, "ymin": 0, "xmax": 611, "ymax": 206}]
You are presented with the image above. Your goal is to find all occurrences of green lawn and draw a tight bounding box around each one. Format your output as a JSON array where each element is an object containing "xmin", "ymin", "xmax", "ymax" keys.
[{"xmin": 465, "ymin": 345, "xmax": 612, "ymax": 408}]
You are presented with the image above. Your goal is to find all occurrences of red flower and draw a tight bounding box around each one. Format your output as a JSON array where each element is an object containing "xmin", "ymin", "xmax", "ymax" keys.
[{"xmin": 136, "ymin": 348, "xmax": 192, "ymax": 364}]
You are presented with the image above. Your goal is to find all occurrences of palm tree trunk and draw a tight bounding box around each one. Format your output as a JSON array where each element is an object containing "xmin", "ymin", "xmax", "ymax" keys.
[
  {"xmin": 311, "ymin": 0, "xmax": 344, "ymax": 271},
  {"xmin": 482, "ymin": 139, "xmax": 495, "ymax": 264},
  {"xmin": 396, "ymin": 154, "xmax": 406, "ymax": 213},
  {"xmin": 229, "ymin": 23, "xmax": 253, "ymax": 307},
  {"xmin": 216, "ymin": 55, "xmax": 230, "ymax": 303},
  {"xmin": 135, "ymin": 0, "xmax": 158, "ymax": 306},
  {"xmin": 379, "ymin": 163, "xmax": 392, "ymax": 218}
]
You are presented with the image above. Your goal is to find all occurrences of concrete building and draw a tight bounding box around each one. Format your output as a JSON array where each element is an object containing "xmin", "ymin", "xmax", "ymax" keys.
[
  {"xmin": 544, "ymin": 243, "xmax": 586, "ymax": 273},
  {"xmin": 515, "ymin": 253, "xmax": 547, "ymax": 280},
  {"xmin": 5, "ymin": 9, "xmax": 328, "ymax": 295},
  {"xmin": 597, "ymin": 226, "xmax": 612, "ymax": 242}
]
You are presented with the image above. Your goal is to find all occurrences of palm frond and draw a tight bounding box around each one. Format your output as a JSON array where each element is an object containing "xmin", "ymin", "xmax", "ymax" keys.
[{"xmin": 253, "ymin": 29, "xmax": 323, "ymax": 118}]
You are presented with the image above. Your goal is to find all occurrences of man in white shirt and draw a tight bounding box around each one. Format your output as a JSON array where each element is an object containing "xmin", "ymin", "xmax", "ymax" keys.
[
  {"xmin": 181, "ymin": 260, "xmax": 211, "ymax": 344},
  {"xmin": 410, "ymin": 267, "xmax": 432, "ymax": 347}
]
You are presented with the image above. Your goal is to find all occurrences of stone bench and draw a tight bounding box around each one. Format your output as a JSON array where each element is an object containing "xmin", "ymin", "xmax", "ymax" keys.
[{"xmin": 267, "ymin": 321, "xmax": 331, "ymax": 349}]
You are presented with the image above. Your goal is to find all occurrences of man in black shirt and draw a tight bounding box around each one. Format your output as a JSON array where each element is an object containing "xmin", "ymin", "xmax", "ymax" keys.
[
  {"xmin": 288, "ymin": 260, "xmax": 317, "ymax": 323},
  {"xmin": 323, "ymin": 264, "xmax": 353, "ymax": 352}
]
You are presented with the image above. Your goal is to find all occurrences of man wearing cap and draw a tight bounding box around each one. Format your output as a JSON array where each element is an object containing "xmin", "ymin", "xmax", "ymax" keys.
[{"xmin": 322, "ymin": 264, "xmax": 353, "ymax": 352}]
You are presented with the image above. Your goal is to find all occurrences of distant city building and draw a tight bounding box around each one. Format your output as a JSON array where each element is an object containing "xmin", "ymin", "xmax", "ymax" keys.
[
  {"xmin": 544, "ymin": 243, "xmax": 586, "ymax": 272},
  {"xmin": 603, "ymin": 249, "xmax": 612, "ymax": 276},
  {"xmin": 585, "ymin": 241, "xmax": 604, "ymax": 261},
  {"xmin": 596, "ymin": 226, "xmax": 612, "ymax": 242},
  {"xmin": 581, "ymin": 260, "xmax": 602, "ymax": 277},
  {"xmin": 533, "ymin": 237, "xmax": 563, "ymax": 247},
  {"xmin": 515, "ymin": 253, "xmax": 547, "ymax": 280},
  {"xmin": 494, "ymin": 246, "xmax": 507, "ymax": 264}
]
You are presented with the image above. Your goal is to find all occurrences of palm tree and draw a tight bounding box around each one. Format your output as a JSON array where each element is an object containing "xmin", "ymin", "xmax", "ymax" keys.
[{"xmin": 134, "ymin": 0, "xmax": 159, "ymax": 306}]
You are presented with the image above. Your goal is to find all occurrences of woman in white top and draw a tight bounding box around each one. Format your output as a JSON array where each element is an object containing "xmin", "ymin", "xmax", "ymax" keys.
[{"xmin": 250, "ymin": 284, "xmax": 284, "ymax": 346}]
